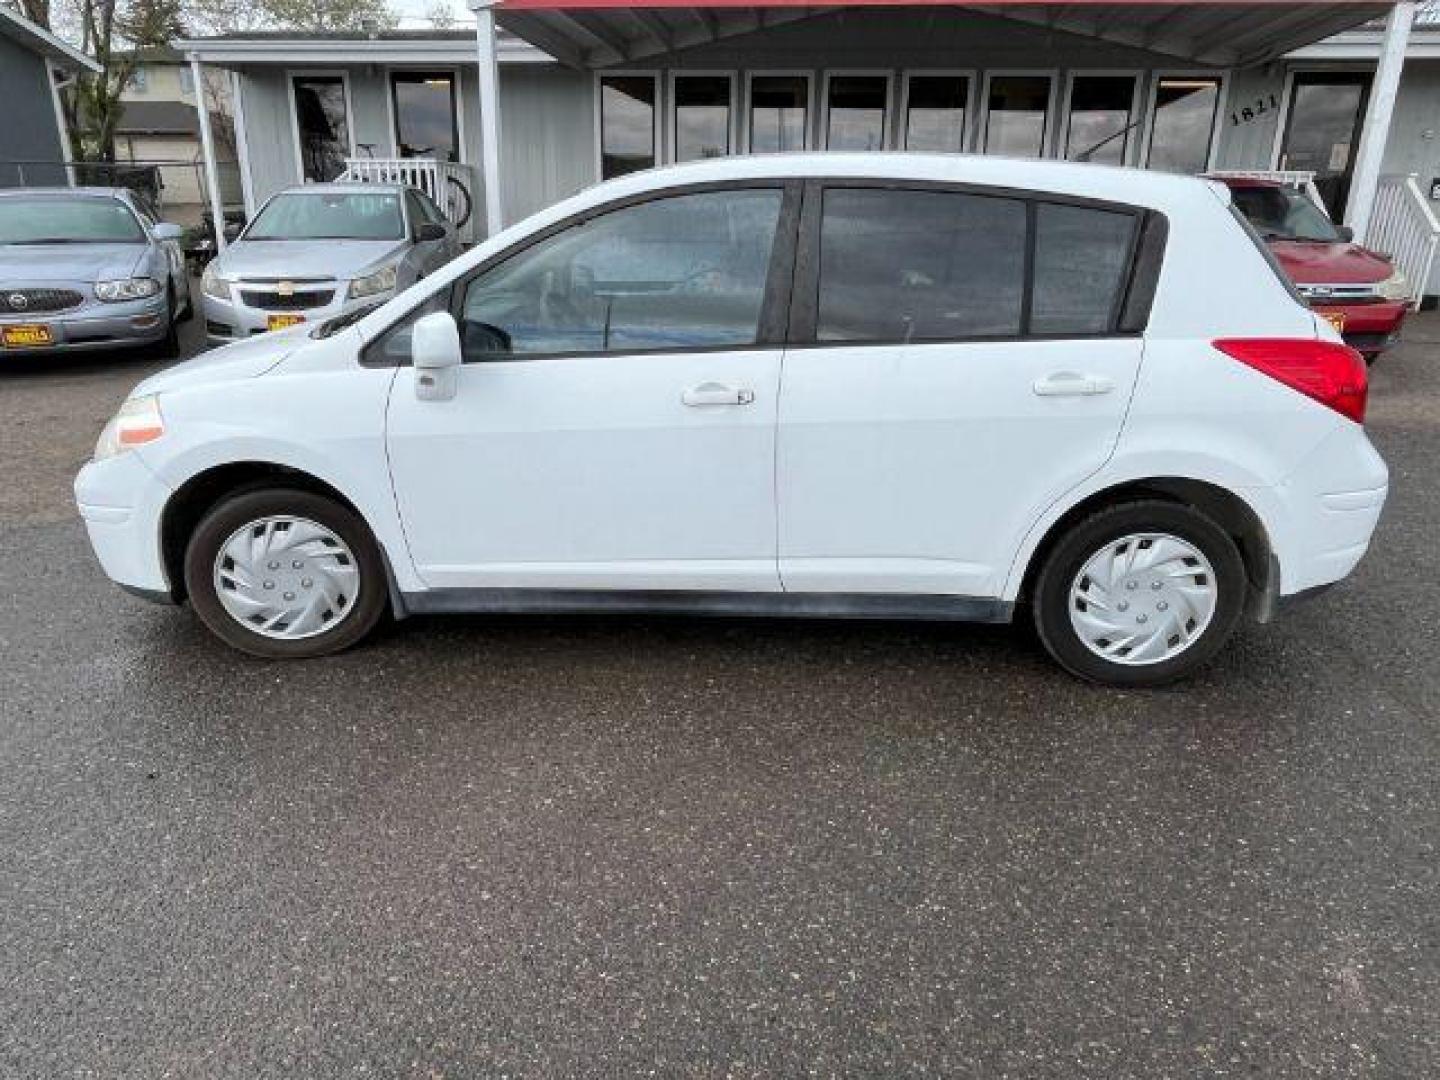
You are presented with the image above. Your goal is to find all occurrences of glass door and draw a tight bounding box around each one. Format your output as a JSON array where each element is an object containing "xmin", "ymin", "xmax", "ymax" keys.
[{"xmin": 1278, "ymin": 71, "xmax": 1371, "ymax": 219}]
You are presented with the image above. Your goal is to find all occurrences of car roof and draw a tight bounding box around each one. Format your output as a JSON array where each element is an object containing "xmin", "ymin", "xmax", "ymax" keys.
[
  {"xmin": 0, "ymin": 186, "xmax": 134, "ymax": 199},
  {"xmin": 274, "ymin": 182, "xmax": 411, "ymax": 196}
]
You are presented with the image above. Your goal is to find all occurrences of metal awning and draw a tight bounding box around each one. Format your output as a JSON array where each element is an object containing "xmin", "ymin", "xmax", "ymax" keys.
[{"xmin": 494, "ymin": 1, "xmax": 1394, "ymax": 68}]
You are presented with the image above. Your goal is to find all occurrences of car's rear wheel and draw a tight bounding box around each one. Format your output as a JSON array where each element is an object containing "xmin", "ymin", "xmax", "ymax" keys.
[
  {"xmin": 183, "ymin": 488, "xmax": 388, "ymax": 658},
  {"xmin": 1032, "ymin": 501, "xmax": 1247, "ymax": 687}
]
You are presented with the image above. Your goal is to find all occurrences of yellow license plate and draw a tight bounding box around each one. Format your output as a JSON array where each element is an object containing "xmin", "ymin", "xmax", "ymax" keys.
[
  {"xmin": 267, "ymin": 313, "xmax": 305, "ymax": 331},
  {"xmin": 1320, "ymin": 311, "xmax": 1346, "ymax": 333},
  {"xmin": 2, "ymin": 323, "xmax": 53, "ymax": 347}
]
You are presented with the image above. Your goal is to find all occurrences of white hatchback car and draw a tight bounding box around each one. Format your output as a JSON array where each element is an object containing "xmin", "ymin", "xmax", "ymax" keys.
[{"xmin": 75, "ymin": 155, "xmax": 1386, "ymax": 685}]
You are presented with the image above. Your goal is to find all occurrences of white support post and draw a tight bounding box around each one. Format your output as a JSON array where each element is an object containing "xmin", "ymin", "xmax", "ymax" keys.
[
  {"xmin": 44, "ymin": 59, "xmax": 76, "ymax": 186},
  {"xmin": 230, "ymin": 70, "xmax": 255, "ymax": 217},
  {"xmin": 470, "ymin": 0, "xmax": 506, "ymax": 237},
  {"xmin": 1345, "ymin": 0, "xmax": 1416, "ymax": 241},
  {"xmin": 190, "ymin": 54, "xmax": 228, "ymax": 250}
]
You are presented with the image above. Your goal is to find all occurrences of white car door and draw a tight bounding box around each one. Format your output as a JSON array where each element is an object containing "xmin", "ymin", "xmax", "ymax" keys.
[
  {"xmin": 777, "ymin": 184, "xmax": 1154, "ymax": 599},
  {"xmin": 385, "ymin": 184, "xmax": 800, "ymax": 593}
]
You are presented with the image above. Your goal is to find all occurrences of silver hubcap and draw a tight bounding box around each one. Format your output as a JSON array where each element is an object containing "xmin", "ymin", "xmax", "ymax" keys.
[
  {"xmin": 1068, "ymin": 532, "xmax": 1218, "ymax": 667},
  {"xmin": 212, "ymin": 516, "xmax": 360, "ymax": 640}
]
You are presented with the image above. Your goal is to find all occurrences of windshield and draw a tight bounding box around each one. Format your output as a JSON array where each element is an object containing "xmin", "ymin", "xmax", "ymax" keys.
[
  {"xmin": 0, "ymin": 197, "xmax": 145, "ymax": 244},
  {"xmin": 1229, "ymin": 185, "xmax": 1343, "ymax": 243},
  {"xmin": 246, "ymin": 192, "xmax": 404, "ymax": 241}
]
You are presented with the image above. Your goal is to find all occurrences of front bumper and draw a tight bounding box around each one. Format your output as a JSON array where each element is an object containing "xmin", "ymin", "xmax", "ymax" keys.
[
  {"xmin": 0, "ymin": 298, "xmax": 168, "ymax": 355},
  {"xmin": 1312, "ymin": 299, "xmax": 1408, "ymax": 356},
  {"xmin": 203, "ymin": 281, "xmax": 389, "ymax": 345},
  {"xmin": 74, "ymin": 450, "xmax": 174, "ymax": 598}
]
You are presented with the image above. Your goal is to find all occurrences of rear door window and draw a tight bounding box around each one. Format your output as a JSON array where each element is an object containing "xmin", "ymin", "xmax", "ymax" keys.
[
  {"xmin": 815, "ymin": 187, "xmax": 1027, "ymax": 342},
  {"xmin": 1030, "ymin": 202, "xmax": 1138, "ymax": 335}
]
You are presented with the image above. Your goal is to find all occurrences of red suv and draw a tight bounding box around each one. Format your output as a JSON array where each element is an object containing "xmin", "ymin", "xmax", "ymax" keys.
[{"xmin": 1216, "ymin": 176, "xmax": 1410, "ymax": 362}]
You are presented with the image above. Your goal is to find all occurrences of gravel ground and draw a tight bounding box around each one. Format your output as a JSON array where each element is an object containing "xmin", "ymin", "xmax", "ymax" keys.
[{"xmin": 0, "ymin": 315, "xmax": 1436, "ymax": 1077}]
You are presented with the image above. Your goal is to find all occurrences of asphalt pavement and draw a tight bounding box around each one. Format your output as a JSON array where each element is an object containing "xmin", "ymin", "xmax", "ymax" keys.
[{"xmin": 0, "ymin": 314, "xmax": 1436, "ymax": 1077}]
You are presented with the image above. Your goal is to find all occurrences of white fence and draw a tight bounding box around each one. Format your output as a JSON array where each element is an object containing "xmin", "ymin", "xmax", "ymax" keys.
[
  {"xmin": 1366, "ymin": 174, "xmax": 1440, "ymax": 309},
  {"xmin": 339, "ymin": 157, "xmax": 479, "ymax": 242}
]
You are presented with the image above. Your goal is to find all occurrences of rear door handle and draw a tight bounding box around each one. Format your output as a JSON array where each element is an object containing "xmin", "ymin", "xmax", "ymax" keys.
[
  {"xmin": 682, "ymin": 382, "xmax": 755, "ymax": 407},
  {"xmin": 1032, "ymin": 371, "xmax": 1116, "ymax": 397}
]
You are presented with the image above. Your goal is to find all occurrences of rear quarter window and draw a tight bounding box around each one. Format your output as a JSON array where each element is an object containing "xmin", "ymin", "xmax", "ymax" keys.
[{"xmin": 1030, "ymin": 202, "xmax": 1139, "ymax": 335}]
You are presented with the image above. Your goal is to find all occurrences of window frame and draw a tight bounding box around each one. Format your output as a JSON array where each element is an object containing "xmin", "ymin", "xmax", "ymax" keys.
[
  {"xmin": 820, "ymin": 69, "xmax": 896, "ymax": 151},
  {"xmin": 1059, "ymin": 70, "xmax": 1144, "ymax": 166},
  {"xmin": 667, "ymin": 70, "xmax": 739, "ymax": 164},
  {"xmin": 386, "ymin": 68, "xmax": 465, "ymax": 165},
  {"xmin": 594, "ymin": 70, "xmax": 662, "ymax": 182},
  {"xmin": 287, "ymin": 69, "xmax": 357, "ymax": 184},
  {"xmin": 744, "ymin": 70, "xmax": 816, "ymax": 153},
  {"xmin": 1140, "ymin": 70, "xmax": 1229, "ymax": 173},
  {"xmin": 362, "ymin": 179, "xmax": 804, "ymax": 368},
  {"xmin": 898, "ymin": 69, "xmax": 977, "ymax": 153},
  {"xmin": 979, "ymin": 69, "xmax": 1059, "ymax": 158},
  {"xmin": 786, "ymin": 178, "xmax": 1162, "ymax": 349}
]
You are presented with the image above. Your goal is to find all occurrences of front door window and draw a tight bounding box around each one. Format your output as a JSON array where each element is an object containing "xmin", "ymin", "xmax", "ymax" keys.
[
  {"xmin": 1278, "ymin": 72, "xmax": 1371, "ymax": 218},
  {"xmin": 392, "ymin": 72, "xmax": 459, "ymax": 162},
  {"xmin": 292, "ymin": 75, "xmax": 350, "ymax": 182}
]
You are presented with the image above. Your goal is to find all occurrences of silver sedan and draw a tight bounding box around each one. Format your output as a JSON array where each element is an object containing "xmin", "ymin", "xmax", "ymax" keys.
[
  {"xmin": 0, "ymin": 187, "xmax": 192, "ymax": 357},
  {"xmin": 201, "ymin": 183, "xmax": 460, "ymax": 345}
]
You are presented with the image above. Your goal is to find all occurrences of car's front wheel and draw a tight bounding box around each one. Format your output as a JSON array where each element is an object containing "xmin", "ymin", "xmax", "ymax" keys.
[
  {"xmin": 184, "ymin": 488, "xmax": 388, "ymax": 658},
  {"xmin": 1032, "ymin": 501, "xmax": 1247, "ymax": 687}
]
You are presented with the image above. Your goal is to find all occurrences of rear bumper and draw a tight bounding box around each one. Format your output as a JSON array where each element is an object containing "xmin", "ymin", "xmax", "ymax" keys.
[{"xmin": 1312, "ymin": 299, "xmax": 1408, "ymax": 355}]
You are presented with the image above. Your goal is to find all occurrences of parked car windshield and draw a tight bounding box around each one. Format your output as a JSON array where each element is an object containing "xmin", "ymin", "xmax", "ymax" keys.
[
  {"xmin": 0, "ymin": 197, "xmax": 145, "ymax": 244},
  {"xmin": 246, "ymin": 192, "xmax": 404, "ymax": 241},
  {"xmin": 1228, "ymin": 185, "xmax": 1343, "ymax": 243}
]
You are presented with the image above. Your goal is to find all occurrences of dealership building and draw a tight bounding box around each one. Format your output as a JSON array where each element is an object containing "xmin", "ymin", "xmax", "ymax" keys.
[{"xmin": 181, "ymin": 1, "xmax": 1440, "ymax": 300}]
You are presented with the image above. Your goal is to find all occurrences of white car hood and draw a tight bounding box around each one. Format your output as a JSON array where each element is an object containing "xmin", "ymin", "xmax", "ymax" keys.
[{"xmin": 132, "ymin": 324, "xmax": 314, "ymax": 397}]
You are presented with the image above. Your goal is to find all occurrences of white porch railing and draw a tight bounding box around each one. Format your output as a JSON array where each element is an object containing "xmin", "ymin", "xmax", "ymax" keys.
[
  {"xmin": 1211, "ymin": 169, "xmax": 1326, "ymax": 210},
  {"xmin": 338, "ymin": 157, "xmax": 479, "ymax": 242},
  {"xmin": 1366, "ymin": 174, "xmax": 1440, "ymax": 309}
]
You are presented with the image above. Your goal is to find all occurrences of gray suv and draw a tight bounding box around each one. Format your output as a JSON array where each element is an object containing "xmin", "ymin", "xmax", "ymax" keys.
[{"xmin": 0, "ymin": 187, "xmax": 192, "ymax": 357}]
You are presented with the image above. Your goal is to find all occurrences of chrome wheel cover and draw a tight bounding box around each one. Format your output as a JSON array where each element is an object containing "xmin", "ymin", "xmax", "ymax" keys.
[
  {"xmin": 1068, "ymin": 532, "xmax": 1218, "ymax": 667},
  {"xmin": 212, "ymin": 516, "xmax": 360, "ymax": 640}
]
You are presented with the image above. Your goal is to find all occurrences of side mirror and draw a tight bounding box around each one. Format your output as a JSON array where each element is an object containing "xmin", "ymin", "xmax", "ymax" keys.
[
  {"xmin": 1337, "ymin": 225, "xmax": 1355, "ymax": 243},
  {"xmin": 152, "ymin": 222, "xmax": 184, "ymax": 242},
  {"xmin": 412, "ymin": 311, "xmax": 462, "ymax": 402},
  {"xmin": 414, "ymin": 221, "xmax": 447, "ymax": 243}
]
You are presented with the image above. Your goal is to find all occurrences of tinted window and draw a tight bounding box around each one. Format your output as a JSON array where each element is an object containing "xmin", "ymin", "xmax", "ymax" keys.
[
  {"xmin": 1228, "ymin": 184, "xmax": 1341, "ymax": 243},
  {"xmin": 1031, "ymin": 203, "xmax": 1137, "ymax": 334},
  {"xmin": 459, "ymin": 188, "xmax": 784, "ymax": 357},
  {"xmin": 817, "ymin": 188, "xmax": 1025, "ymax": 342}
]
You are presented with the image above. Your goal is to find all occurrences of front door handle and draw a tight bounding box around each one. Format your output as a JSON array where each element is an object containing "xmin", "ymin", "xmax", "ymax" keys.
[
  {"xmin": 682, "ymin": 382, "xmax": 755, "ymax": 407},
  {"xmin": 1032, "ymin": 371, "xmax": 1116, "ymax": 397}
]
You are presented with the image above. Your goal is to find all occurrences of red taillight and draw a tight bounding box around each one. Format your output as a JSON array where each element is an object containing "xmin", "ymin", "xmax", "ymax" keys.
[{"xmin": 1213, "ymin": 338, "xmax": 1368, "ymax": 424}]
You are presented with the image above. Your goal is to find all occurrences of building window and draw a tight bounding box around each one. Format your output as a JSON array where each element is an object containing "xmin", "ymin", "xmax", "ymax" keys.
[
  {"xmin": 749, "ymin": 74, "xmax": 810, "ymax": 153},
  {"xmin": 1064, "ymin": 75, "xmax": 1137, "ymax": 165},
  {"xmin": 825, "ymin": 74, "xmax": 889, "ymax": 151},
  {"xmin": 816, "ymin": 187, "xmax": 1027, "ymax": 342},
  {"xmin": 391, "ymin": 72, "xmax": 459, "ymax": 163},
  {"xmin": 599, "ymin": 74, "xmax": 657, "ymax": 180},
  {"xmin": 903, "ymin": 74, "xmax": 969, "ymax": 153},
  {"xmin": 984, "ymin": 75, "xmax": 1052, "ymax": 158},
  {"xmin": 292, "ymin": 75, "xmax": 351, "ymax": 183},
  {"xmin": 128, "ymin": 68, "xmax": 149, "ymax": 93},
  {"xmin": 1147, "ymin": 77, "xmax": 1221, "ymax": 173},
  {"xmin": 179, "ymin": 67, "xmax": 194, "ymax": 95},
  {"xmin": 673, "ymin": 75, "xmax": 733, "ymax": 162}
]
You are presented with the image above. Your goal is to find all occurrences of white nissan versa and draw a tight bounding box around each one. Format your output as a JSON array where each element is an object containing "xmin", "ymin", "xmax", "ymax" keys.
[{"xmin": 75, "ymin": 155, "xmax": 1387, "ymax": 685}]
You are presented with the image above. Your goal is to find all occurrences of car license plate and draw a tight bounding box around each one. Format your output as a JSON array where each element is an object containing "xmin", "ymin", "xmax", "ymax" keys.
[
  {"xmin": 1320, "ymin": 311, "xmax": 1346, "ymax": 333},
  {"xmin": 267, "ymin": 313, "xmax": 305, "ymax": 332},
  {"xmin": 2, "ymin": 323, "xmax": 54, "ymax": 348}
]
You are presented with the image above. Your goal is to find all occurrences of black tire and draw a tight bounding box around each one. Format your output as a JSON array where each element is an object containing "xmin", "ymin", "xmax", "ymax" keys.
[
  {"xmin": 154, "ymin": 288, "xmax": 181, "ymax": 358},
  {"xmin": 183, "ymin": 487, "xmax": 389, "ymax": 659},
  {"xmin": 176, "ymin": 277, "xmax": 195, "ymax": 324},
  {"xmin": 1031, "ymin": 500, "xmax": 1247, "ymax": 687}
]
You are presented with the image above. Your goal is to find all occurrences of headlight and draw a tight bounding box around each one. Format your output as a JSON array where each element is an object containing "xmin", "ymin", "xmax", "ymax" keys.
[
  {"xmin": 348, "ymin": 264, "xmax": 398, "ymax": 300},
  {"xmin": 201, "ymin": 264, "xmax": 230, "ymax": 302},
  {"xmin": 94, "ymin": 394, "xmax": 165, "ymax": 462},
  {"xmin": 95, "ymin": 276, "xmax": 161, "ymax": 303},
  {"xmin": 1376, "ymin": 268, "xmax": 1410, "ymax": 301}
]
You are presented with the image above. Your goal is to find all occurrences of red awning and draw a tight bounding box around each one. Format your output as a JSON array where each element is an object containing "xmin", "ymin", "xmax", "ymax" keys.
[{"xmin": 495, "ymin": 2, "xmax": 1392, "ymax": 68}]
